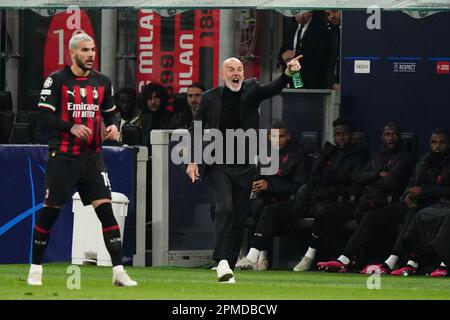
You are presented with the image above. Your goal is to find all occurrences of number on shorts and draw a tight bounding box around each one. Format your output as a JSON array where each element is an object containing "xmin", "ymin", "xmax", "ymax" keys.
[{"xmin": 101, "ymin": 172, "xmax": 111, "ymax": 187}]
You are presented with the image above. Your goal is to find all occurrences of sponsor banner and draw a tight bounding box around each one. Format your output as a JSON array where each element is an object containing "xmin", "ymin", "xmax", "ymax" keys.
[
  {"xmin": 393, "ymin": 62, "xmax": 417, "ymax": 73},
  {"xmin": 43, "ymin": 10, "xmax": 99, "ymax": 78},
  {"xmin": 436, "ymin": 61, "xmax": 450, "ymax": 74},
  {"xmin": 354, "ymin": 60, "xmax": 371, "ymax": 74},
  {"xmin": 23, "ymin": 10, "xmax": 101, "ymax": 107},
  {"xmin": 137, "ymin": 9, "xmax": 220, "ymax": 111},
  {"xmin": 403, "ymin": 11, "xmax": 440, "ymax": 19},
  {"xmin": 236, "ymin": 10, "xmax": 260, "ymax": 79},
  {"xmin": 0, "ymin": 145, "xmax": 136, "ymax": 263}
]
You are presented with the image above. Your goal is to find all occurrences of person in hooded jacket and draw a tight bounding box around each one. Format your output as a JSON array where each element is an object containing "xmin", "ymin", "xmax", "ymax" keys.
[
  {"xmin": 237, "ymin": 117, "xmax": 367, "ymax": 271},
  {"xmin": 140, "ymin": 83, "xmax": 173, "ymax": 148},
  {"xmin": 319, "ymin": 129, "xmax": 450, "ymax": 274},
  {"xmin": 236, "ymin": 121, "xmax": 308, "ymax": 270},
  {"xmin": 294, "ymin": 122, "xmax": 415, "ymax": 271}
]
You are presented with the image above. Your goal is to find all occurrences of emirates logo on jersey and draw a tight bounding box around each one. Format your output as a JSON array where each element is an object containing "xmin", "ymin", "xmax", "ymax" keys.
[{"xmin": 68, "ymin": 102, "xmax": 99, "ymax": 118}]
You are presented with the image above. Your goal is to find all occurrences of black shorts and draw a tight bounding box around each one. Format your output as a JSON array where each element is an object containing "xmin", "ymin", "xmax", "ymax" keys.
[{"xmin": 44, "ymin": 151, "xmax": 112, "ymax": 206}]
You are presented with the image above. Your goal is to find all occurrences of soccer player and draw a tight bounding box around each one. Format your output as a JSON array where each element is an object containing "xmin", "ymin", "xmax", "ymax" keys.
[{"xmin": 27, "ymin": 33, "xmax": 137, "ymax": 287}]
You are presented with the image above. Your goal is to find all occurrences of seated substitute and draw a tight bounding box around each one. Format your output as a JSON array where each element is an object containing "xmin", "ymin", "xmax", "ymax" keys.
[
  {"xmin": 236, "ymin": 121, "xmax": 308, "ymax": 270},
  {"xmin": 237, "ymin": 117, "xmax": 367, "ymax": 271},
  {"xmin": 384, "ymin": 202, "xmax": 450, "ymax": 277},
  {"xmin": 294, "ymin": 122, "xmax": 415, "ymax": 271},
  {"xmin": 318, "ymin": 129, "xmax": 450, "ymax": 274}
]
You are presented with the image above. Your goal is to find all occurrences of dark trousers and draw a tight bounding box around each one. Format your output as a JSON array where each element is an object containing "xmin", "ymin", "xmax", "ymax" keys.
[
  {"xmin": 209, "ymin": 164, "xmax": 256, "ymax": 269},
  {"xmin": 250, "ymin": 197, "xmax": 281, "ymax": 229},
  {"xmin": 390, "ymin": 206, "xmax": 424, "ymax": 256},
  {"xmin": 309, "ymin": 201, "xmax": 358, "ymax": 249},
  {"xmin": 252, "ymin": 199, "xmax": 307, "ymax": 250},
  {"xmin": 402, "ymin": 204, "xmax": 450, "ymax": 261},
  {"xmin": 343, "ymin": 203, "xmax": 410, "ymax": 258},
  {"xmin": 431, "ymin": 213, "xmax": 450, "ymax": 266}
]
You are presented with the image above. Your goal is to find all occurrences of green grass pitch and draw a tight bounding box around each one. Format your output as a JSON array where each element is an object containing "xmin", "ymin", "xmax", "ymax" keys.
[{"xmin": 0, "ymin": 263, "xmax": 449, "ymax": 300}]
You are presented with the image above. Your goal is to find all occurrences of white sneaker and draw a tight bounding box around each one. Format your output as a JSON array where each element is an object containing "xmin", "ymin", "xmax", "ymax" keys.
[
  {"xmin": 293, "ymin": 256, "xmax": 314, "ymax": 272},
  {"xmin": 234, "ymin": 257, "xmax": 257, "ymax": 270},
  {"xmin": 113, "ymin": 269, "xmax": 138, "ymax": 287},
  {"xmin": 217, "ymin": 260, "xmax": 234, "ymax": 282},
  {"xmin": 219, "ymin": 276, "xmax": 236, "ymax": 284},
  {"xmin": 235, "ymin": 257, "xmax": 247, "ymax": 269},
  {"xmin": 27, "ymin": 264, "xmax": 43, "ymax": 286},
  {"xmin": 257, "ymin": 258, "xmax": 269, "ymax": 271}
]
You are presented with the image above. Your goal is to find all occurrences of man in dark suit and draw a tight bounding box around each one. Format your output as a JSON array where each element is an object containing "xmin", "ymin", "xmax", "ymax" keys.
[
  {"xmin": 279, "ymin": 11, "xmax": 331, "ymax": 89},
  {"xmin": 186, "ymin": 56, "xmax": 301, "ymax": 283},
  {"xmin": 168, "ymin": 83, "xmax": 206, "ymax": 129},
  {"xmin": 325, "ymin": 10, "xmax": 341, "ymax": 90}
]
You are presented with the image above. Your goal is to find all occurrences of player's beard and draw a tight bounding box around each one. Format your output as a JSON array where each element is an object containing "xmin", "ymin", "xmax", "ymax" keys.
[{"xmin": 75, "ymin": 55, "xmax": 94, "ymax": 72}]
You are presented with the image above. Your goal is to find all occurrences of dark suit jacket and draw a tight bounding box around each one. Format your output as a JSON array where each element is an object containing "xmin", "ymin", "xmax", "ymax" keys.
[
  {"xmin": 192, "ymin": 74, "xmax": 290, "ymax": 131},
  {"xmin": 327, "ymin": 24, "xmax": 341, "ymax": 88},
  {"xmin": 279, "ymin": 14, "xmax": 331, "ymax": 89},
  {"xmin": 188, "ymin": 73, "xmax": 291, "ymax": 175},
  {"xmin": 403, "ymin": 152, "xmax": 450, "ymax": 205},
  {"xmin": 354, "ymin": 144, "xmax": 415, "ymax": 204}
]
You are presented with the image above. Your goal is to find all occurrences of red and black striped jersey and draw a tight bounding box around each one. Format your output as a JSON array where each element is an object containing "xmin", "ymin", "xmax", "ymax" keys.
[{"xmin": 38, "ymin": 66, "xmax": 116, "ymax": 155}]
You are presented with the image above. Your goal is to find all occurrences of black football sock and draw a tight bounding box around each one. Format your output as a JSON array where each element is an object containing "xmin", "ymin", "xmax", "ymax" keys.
[
  {"xmin": 32, "ymin": 207, "xmax": 60, "ymax": 265},
  {"xmin": 95, "ymin": 202, "xmax": 122, "ymax": 266}
]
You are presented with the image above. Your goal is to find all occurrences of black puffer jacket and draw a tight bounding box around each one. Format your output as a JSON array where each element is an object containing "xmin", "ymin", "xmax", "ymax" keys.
[
  {"xmin": 168, "ymin": 105, "xmax": 193, "ymax": 130},
  {"xmin": 296, "ymin": 141, "xmax": 367, "ymax": 207},
  {"xmin": 257, "ymin": 139, "xmax": 308, "ymax": 201},
  {"xmin": 403, "ymin": 152, "xmax": 450, "ymax": 206},
  {"xmin": 355, "ymin": 144, "xmax": 415, "ymax": 204}
]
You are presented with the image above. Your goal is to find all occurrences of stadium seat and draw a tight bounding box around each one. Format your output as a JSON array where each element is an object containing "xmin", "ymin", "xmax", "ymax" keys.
[
  {"xmin": 300, "ymin": 131, "xmax": 319, "ymax": 156},
  {"xmin": 300, "ymin": 131, "xmax": 319, "ymax": 171},
  {"xmin": 401, "ymin": 132, "xmax": 418, "ymax": 160},
  {"xmin": 0, "ymin": 111, "xmax": 15, "ymax": 143},
  {"xmin": 172, "ymin": 93, "xmax": 188, "ymax": 113},
  {"xmin": 122, "ymin": 126, "xmax": 141, "ymax": 146},
  {"xmin": 0, "ymin": 91, "xmax": 13, "ymax": 112},
  {"xmin": 9, "ymin": 123, "xmax": 33, "ymax": 144},
  {"xmin": 352, "ymin": 131, "xmax": 368, "ymax": 151},
  {"xmin": 16, "ymin": 110, "xmax": 40, "ymax": 138},
  {"xmin": 16, "ymin": 110, "xmax": 40, "ymax": 124},
  {"xmin": 25, "ymin": 90, "xmax": 42, "ymax": 110}
]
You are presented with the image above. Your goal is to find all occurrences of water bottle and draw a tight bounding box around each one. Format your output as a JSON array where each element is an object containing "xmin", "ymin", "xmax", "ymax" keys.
[{"xmin": 292, "ymin": 71, "xmax": 304, "ymax": 88}]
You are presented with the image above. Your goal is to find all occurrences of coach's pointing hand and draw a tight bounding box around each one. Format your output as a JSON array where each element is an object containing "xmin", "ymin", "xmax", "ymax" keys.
[
  {"xmin": 286, "ymin": 55, "xmax": 303, "ymax": 73},
  {"xmin": 186, "ymin": 163, "xmax": 200, "ymax": 183}
]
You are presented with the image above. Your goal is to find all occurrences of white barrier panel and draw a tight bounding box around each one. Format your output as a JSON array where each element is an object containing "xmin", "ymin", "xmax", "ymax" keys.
[{"xmin": 71, "ymin": 192, "xmax": 129, "ymax": 266}]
